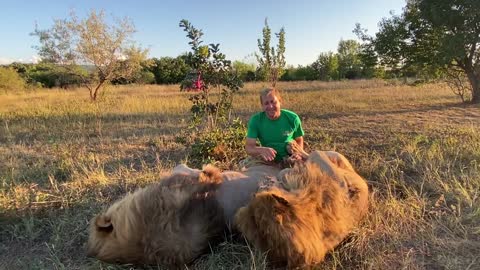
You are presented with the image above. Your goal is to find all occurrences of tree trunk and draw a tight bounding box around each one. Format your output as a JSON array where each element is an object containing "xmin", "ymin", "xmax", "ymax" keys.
[
  {"xmin": 91, "ymin": 80, "xmax": 105, "ymax": 101},
  {"xmin": 466, "ymin": 69, "xmax": 480, "ymax": 104}
]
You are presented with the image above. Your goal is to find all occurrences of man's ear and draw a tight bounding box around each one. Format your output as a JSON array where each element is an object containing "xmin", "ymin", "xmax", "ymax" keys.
[{"xmin": 95, "ymin": 214, "xmax": 113, "ymax": 233}]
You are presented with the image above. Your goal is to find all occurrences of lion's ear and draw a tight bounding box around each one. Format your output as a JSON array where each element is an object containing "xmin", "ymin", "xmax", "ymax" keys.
[
  {"xmin": 200, "ymin": 164, "xmax": 223, "ymax": 184},
  {"xmin": 95, "ymin": 214, "xmax": 113, "ymax": 233},
  {"xmin": 271, "ymin": 194, "xmax": 290, "ymax": 207}
]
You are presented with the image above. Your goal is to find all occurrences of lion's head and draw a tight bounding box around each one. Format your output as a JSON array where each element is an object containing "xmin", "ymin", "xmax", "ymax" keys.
[
  {"xmin": 234, "ymin": 151, "xmax": 369, "ymax": 268},
  {"xmin": 87, "ymin": 172, "xmax": 225, "ymax": 266}
]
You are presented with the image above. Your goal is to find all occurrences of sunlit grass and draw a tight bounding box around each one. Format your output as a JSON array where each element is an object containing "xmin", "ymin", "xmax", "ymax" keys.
[{"xmin": 0, "ymin": 80, "xmax": 479, "ymax": 269}]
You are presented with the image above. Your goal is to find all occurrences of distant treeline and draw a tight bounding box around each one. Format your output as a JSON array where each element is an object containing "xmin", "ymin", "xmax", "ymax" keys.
[{"xmin": 1, "ymin": 39, "xmax": 439, "ymax": 89}]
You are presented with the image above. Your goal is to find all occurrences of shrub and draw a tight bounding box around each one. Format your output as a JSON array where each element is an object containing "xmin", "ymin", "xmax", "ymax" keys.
[
  {"xmin": 26, "ymin": 63, "xmax": 86, "ymax": 88},
  {"xmin": 179, "ymin": 20, "xmax": 243, "ymax": 128},
  {"xmin": 177, "ymin": 20, "xmax": 245, "ymax": 167},
  {"xmin": 186, "ymin": 118, "xmax": 247, "ymax": 168},
  {"xmin": 0, "ymin": 67, "xmax": 26, "ymax": 91}
]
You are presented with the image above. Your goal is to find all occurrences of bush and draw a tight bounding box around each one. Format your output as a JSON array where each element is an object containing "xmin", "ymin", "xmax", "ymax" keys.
[
  {"xmin": 0, "ymin": 67, "xmax": 26, "ymax": 91},
  {"xmin": 137, "ymin": 70, "xmax": 156, "ymax": 84},
  {"xmin": 179, "ymin": 118, "xmax": 247, "ymax": 168},
  {"xmin": 149, "ymin": 56, "xmax": 190, "ymax": 84},
  {"xmin": 177, "ymin": 20, "xmax": 245, "ymax": 167},
  {"xmin": 26, "ymin": 63, "xmax": 86, "ymax": 88}
]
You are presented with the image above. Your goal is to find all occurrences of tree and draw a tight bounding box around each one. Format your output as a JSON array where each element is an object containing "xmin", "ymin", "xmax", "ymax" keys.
[
  {"xmin": 148, "ymin": 56, "xmax": 190, "ymax": 84},
  {"xmin": 337, "ymin": 39, "xmax": 362, "ymax": 79},
  {"xmin": 311, "ymin": 52, "xmax": 339, "ymax": 81},
  {"xmin": 32, "ymin": 10, "xmax": 148, "ymax": 101},
  {"xmin": 179, "ymin": 19, "xmax": 243, "ymax": 129},
  {"xmin": 178, "ymin": 20, "xmax": 245, "ymax": 166},
  {"xmin": 353, "ymin": 24, "xmax": 382, "ymax": 79},
  {"xmin": 367, "ymin": 0, "xmax": 480, "ymax": 103},
  {"xmin": 232, "ymin": 61, "xmax": 256, "ymax": 82},
  {"xmin": 256, "ymin": 19, "xmax": 286, "ymax": 86}
]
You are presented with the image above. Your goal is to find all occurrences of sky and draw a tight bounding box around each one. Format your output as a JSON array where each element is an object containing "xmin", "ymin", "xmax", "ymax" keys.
[{"xmin": 0, "ymin": 0, "xmax": 406, "ymax": 67}]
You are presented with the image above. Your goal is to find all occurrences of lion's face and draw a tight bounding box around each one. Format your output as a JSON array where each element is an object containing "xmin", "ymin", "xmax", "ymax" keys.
[
  {"xmin": 87, "ymin": 194, "xmax": 144, "ymax": 263},
  {"xmin": 235, "ymin": 156, "xmax": 368, "ymax": 268}
]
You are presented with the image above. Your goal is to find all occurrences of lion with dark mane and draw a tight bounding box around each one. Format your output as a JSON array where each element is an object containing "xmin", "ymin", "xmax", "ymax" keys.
[{"xmin": 234, "ymin": 150, "xmax": 369, "ymax": 268}]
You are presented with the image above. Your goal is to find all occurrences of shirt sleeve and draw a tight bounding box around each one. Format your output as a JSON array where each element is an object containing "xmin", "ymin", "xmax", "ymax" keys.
[
  {"xmin": 292, "ymin": 114, "xmax": 305, "ymax": 138},
  {"xmin": 246, "ymin": 114, "xmax": 258, "ymax": 139}
]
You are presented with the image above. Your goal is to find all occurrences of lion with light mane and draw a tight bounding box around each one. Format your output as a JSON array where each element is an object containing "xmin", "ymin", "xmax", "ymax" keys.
[{"xmin": 234, "ymin": 150, "xmax": 369, "ymax": 268}]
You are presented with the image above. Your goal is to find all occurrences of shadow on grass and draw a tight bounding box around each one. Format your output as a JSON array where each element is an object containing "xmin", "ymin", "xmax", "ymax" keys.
[
  {"xmin": 301, "ymin": 102, "xmax": 472, "ymax": 121},
  {"xmin": 0, "ymin": 111, "xmax": 190, "ymax": 145}
]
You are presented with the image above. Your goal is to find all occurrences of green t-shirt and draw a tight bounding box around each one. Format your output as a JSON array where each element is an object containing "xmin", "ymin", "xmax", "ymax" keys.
[{"xmin": 247, "ymin": 109, "xmax": 305, "ymax": 162}]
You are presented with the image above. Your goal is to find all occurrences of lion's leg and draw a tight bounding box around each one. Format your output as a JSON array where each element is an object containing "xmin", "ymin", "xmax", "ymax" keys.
[
  {"xmin": 308, "ymin": 151, "xmax": 369, "ymax": 220},
  {"xmin": 277, "ymin": 168, "xmax": 291, "ymax": 183},
  {"xmin": 200, "ymin": 164, "xmax": 223, "ymax": 184},
  {"xmin": 286, "ymin": 140, "xmax": 310, "ymax": 160},
  {"xmin": 172, "ymin": 164, "xmax": 202, "ymax": 176},
  {"xmin": 324, "ymin": 151, "xmax": 355, "ymax": 171},
  {"xmin": 307, "ymin": 151, "xmax": 344, "ymax": 182},
  {"xmin": 171, "ymin": 164, "xmax": 223, "ymax": 184}
]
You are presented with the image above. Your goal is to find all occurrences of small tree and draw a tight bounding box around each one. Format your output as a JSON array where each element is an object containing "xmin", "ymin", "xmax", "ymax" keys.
[
  {"xmin": 179, "ymin": 19, "xmax": 243, "ymax": 129},
  {"xmin": 256, "ymin": 18, "xmax": 286, "ymax": 87},
  {"xmin": 32, "ymin": 10, "xmax": 148, "ymax": 101},
  {"xmin": 178, "ymin": 20, "xmax": 245, "ymax": 167},
  {"xmin": 311, "ymin": 52, "xmax": 340, "ymax": 81}
]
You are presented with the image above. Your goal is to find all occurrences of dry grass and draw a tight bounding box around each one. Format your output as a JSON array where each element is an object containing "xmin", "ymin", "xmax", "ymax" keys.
[{"xmin": 1, "ymin": 80, "xmax": 479, "ymax": 269}]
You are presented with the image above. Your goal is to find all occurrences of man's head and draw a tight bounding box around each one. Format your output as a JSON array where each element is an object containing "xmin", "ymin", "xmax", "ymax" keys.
[{"xmin": 260, "ymin": 88, "xmax": 282, "ymax": 120}]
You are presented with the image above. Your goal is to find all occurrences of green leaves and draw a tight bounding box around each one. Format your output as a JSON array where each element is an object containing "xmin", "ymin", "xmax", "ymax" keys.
[
  {"xmin": 32, "ymin": 10, "xmax": 148, "ymax": 101},
  {"xmin": 178, "ymin": 20, "xmax": 245, "ymax": 165},
  {"xmin": 368, "ymin": 0, "xmax": 480, "ymax": 102},
  {"xmin": 256, "ymin": 19, "xmax": 286, "ymax": 86},
  {"xmin": 179, "ymin": 19, "xmax": 243, "ymax": 129}
]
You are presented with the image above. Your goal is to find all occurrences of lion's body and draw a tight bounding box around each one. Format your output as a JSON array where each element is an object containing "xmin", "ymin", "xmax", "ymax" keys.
[
  {"xmin": 234, "ymin": 150, "xmax": 369, "ymax": 268},
  {"xmin": 87, "ymin": 164, "xmax": 280, "ymax": 266},
  {"xmin": 87, "ymin": 151, "xmax": 368, "ymax": 268},
  {"xmin": 215, "ymin": 165, "xmax": 280, "ymax": 225}
]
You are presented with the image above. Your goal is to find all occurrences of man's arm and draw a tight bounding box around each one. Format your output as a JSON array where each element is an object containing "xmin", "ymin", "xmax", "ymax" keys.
[{"xmin": 245, "ymin": 138, "xmax": 277, "ymax": 162}]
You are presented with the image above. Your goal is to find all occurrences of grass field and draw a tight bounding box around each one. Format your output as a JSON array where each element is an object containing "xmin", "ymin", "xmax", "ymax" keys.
[{"xmin": 1, "ymin": 80, "xmax": 479, "ymax": 269}]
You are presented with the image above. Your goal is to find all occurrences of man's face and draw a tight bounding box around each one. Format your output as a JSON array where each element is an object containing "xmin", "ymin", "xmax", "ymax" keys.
[{"xmin": 262, "ymin": 93, "xmax": 281, "ymax": 120}]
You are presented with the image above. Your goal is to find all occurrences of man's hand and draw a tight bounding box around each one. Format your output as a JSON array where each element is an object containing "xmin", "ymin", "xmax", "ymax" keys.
[{"xmin": 258, "ymin": 147, "xmax": 277, "ymax": 162}]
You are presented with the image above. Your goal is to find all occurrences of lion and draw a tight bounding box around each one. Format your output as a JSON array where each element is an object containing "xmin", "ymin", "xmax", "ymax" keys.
[
  {"xmin": 87, "ymin": 163, "xmax": 281, "ymax": 267},
  {"xmin": 234, "ymin": 150, "xmax": 369, "ymax": 268}
]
